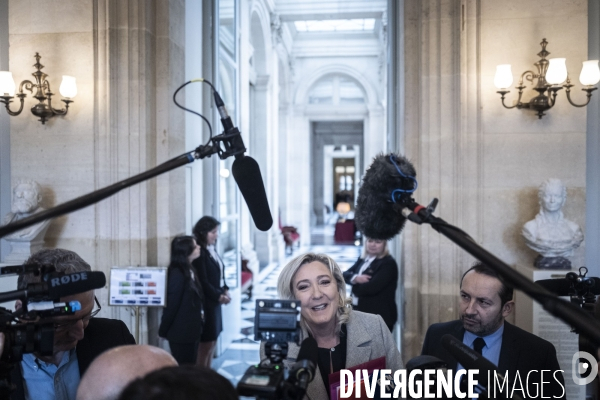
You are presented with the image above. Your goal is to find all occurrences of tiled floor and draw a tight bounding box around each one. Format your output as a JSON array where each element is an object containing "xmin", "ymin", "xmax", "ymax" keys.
[{"xmin": 213, "ymin": 225, "xmax": 361, "ymax": 389}]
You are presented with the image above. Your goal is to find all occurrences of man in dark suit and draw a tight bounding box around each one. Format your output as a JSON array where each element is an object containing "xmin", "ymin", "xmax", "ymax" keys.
[
  {"xmin": 9, "ymin": 249, "xmax": 136, "ymax": 400},
  {"xmin": 421, "ymin": 262, "xmax": 565, "ymax": 400}
]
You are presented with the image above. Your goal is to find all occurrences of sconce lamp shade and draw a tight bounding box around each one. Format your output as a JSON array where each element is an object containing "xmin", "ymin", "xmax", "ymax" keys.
[
  {"xmin": 219, "ymin": 168, "xmax": 230, "ymax": 178},
  {"xmin": 579, "ymin": 60, "xmax": 600, "ymax": 86},
  {"xmin": 59, "ymin": 75, "xmax": 77, "ymax": 98},
  {"xmin": 494, "ymin": 64, "xmax": 513, "ymax": 89},
  {"xmin": 546, "ymin": 58, "xmax": 568, "ymax": 85},
  {"xmin": 0, "ymin": 71, "xmax": 16, "ymax": 97}
]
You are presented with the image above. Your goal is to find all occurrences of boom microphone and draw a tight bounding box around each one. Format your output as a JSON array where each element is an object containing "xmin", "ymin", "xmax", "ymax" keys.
[
  {"xmin": 232, "ymin": 157, "xmax": 273, "ymax": 231},
  {"xmin": 441, "ymin": 334, "xmax": 522, "ymax": 400},
  {"xmin": 0, "ymin": 271, "xmax": 107, "ymax": 303},
  {"xmin": 355, "ymin": 153, "xmax": 417, "ymax": 240},
  {"xmin": 46, "ymin": 271, "xmax": 107, "ymax": 299},
  {"xmin": 213, "ymin": 90, "xmax": 274, "ymax": 232}
]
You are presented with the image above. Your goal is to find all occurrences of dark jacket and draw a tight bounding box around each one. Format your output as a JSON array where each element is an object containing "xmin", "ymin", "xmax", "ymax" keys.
[
  {"xmin": 342, "ymin": 255, "xmax": 398, "ymax": 330},
  {"xmin": 10, "ymin": 317, "xmax": 136, "ymax": 400},
  {"xmin": 421, "ymin": 320, "xmax": 566, "ymax": 400},
  {"xmin": 159, "ymin": 265, "xmax": 204, "ymax": 343},
  {"xmin": 193, "ymin": 249, "xmax": 225, "ymax": 341}
]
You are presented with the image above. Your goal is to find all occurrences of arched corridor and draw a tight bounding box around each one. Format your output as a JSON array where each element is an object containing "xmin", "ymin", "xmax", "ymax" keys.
[{"xmin": 0, "ymin": 2, "xmax": 599, "ymax": 399}]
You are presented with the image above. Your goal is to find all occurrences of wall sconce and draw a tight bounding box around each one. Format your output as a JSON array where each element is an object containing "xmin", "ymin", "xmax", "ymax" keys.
[
  {"xmin": 494, "ymin": 38, "xmax": 600, "ymax": 119},
  {"xmin": 0, "ymin": 53, "xmax": 77, "ymax": 124}
]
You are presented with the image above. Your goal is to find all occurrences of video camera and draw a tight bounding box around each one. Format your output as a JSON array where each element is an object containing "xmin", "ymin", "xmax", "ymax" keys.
[
  {"xmin": 238, "ymin": 299, "xmax": 317, "ymax": 400},
  {"xmin": 0, "ymin": 262, "xmax": 105, "ymax": 399},
  {"xmin": 536, "ymin": 266, "xmax": 600, "ymax": 384}
]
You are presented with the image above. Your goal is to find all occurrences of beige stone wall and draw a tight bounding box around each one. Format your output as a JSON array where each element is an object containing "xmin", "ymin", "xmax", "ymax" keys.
[
  {"xmin": 402, "ymin": 0, "xmax": 588, "ymax": 361},
  {"xmin": 7, "ymin": 0, "xmax": 186, "ymax": 342}
]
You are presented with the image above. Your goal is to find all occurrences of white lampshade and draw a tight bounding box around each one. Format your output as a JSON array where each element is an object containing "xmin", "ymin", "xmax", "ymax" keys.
[
  {"xmin": 0, "ymin": 71, "xmax": 16, "ymax": 97},
  {"xmin": 59, "ymin": 75, "xmax": 77, "ymax": 98},
  {"xmin": 494, "ymin": 64, "xmax": 513, "ymax": 89},
  {"xmin": 546, "ymin": 58, "xmax": 568, "ymax": 85},
  {"xmin": 579, "ymin": 60, "xmax": 600, "ymax": 86}
]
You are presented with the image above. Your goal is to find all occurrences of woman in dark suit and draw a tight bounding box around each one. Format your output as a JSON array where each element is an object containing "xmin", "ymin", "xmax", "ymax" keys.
[
  {"xmin": 261, "ymin": 252, "xmax": 402, "ymax": 399},
  {"xmin": 192, "ymin": 216, "xmax": 231, "ymax": 367},
  {"xmin": 159, "ymin": 236, "xmax": 204, "ymax": 365},
  {"xmin": 342, "ymin": 237, "xmax": 398, "ymax": 331}
]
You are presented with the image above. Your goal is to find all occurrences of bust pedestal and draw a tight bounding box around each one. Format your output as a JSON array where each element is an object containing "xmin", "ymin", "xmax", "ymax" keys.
[
  {"xmin": 515, "ymin": 265, "xmax": 585, "ymax": 400},
  {"xmin": 1, "ymin": 221, "xmax": 50, "ymax": 263},
  {"xmin": 0, "ymin": 263, "xmax": 18, "ymax": 310}
]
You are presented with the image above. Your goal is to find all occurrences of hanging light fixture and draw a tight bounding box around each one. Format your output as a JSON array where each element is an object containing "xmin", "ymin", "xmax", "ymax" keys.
[
  {"xmin": 493, "ymin": 38, "xmax": 600, "ymax": 119},
  {"xmin": 0, "ymin": 53, "xmax": 77, "ymax": 124}
]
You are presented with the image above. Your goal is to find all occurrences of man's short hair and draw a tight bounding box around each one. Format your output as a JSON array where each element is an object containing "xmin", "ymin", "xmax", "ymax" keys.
[
  {"xmin": 460, "ymin": 261, "xmax": 514, "ymax": 305},
  {"xmin": 18, "ymin": 248, "xmax": 92, "ymax": 290}
]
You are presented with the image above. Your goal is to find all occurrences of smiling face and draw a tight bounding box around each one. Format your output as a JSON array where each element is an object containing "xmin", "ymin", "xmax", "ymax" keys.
[
  {"xmin": 459, "ymin": 271, "xmax": 513, "ymax": 336},
  {"xmin": 292, "ymin": 261, "xmax": 339, "ymax": 331}
]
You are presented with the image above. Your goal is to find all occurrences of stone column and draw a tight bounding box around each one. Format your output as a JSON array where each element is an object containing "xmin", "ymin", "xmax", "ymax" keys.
[
  {"xmin": 95, "ymin": 0, "xmax": 186, "ymax": 344},
  {"xmin": 401, "ymin": 0, "xmax": 588, "ymax": 360},
  {"xmin": 288, "ymin": 107, "xmax": 311, "ymax": 240},
  {"xmin": 7, "ymin": 0, "xmax": 185, "ymax": 344},
  {"xmin": 251, "ymin": 74, "xmax": 280, "ymax": 264},
  {"xmin": 402, "ymin": 0, "xmax": 469, "ymax": 360}
]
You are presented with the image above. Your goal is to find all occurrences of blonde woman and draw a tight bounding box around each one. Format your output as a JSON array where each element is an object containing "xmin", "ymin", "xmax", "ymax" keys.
[
  {"xmin": 263, "ymin": 253, "xmax": 402, "ymax": 399},
  {"xmin": 343, "ymin": 237, "xmax": 398, "ymax": 331}
]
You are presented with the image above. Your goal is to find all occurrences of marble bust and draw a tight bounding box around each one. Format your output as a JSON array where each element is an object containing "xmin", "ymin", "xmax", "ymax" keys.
[
  {"xmin": 1, "ymin": 179, "xmax": 51, "ymax": 263},
  {"xmin": 522, "ymin": 179, "xmax": 583, "ymax": 269}
]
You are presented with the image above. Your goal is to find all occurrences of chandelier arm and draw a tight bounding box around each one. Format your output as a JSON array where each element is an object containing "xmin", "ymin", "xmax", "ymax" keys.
[
  {"xmin": 0, "ymin": 94, "xmax": 26, "ymax": 116},
  {"xmin": 498, "ymin": 91, "xmax": 516, "ymax": 109},
  {"xmin": 18, "ymin": 80, "xmax": 35, "ymax": 94},
  {"xmin": 498, "ymin": 87, "xmax": 525, "ymax": 109},
  {"xmin": 546, "ymin": 87, "xmax": 563, "ymax": 108},
  {"xmin": 42, "ymin": 79, "xmax": 68, "ymax": 115},
  {"xmin": 520, "ymin": 70, "xmax": 536, "ymax": 84},
  {"xmin": 565, "ymin": 87, "xmax": 597, "ymax": 108},
  {"xmin": 47, "ymin": 92, "xmax": 67, "ymax": 115},
  {"xmin": 548, "ymin": 90, "xmax": 557, "ymax": 107}
]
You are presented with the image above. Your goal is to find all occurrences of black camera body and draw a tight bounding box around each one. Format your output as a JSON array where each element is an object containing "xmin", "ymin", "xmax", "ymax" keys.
[
  {"xmin": 253, "ymin": 299, "xmax": 300, "ymax": 344},
  {"xmin": 237, "ymin": 299, "xmax": 301, "ymax": 399},
  {"xmin": 0, "ymin": 263, "xmax": 84, "ymax": 398}
]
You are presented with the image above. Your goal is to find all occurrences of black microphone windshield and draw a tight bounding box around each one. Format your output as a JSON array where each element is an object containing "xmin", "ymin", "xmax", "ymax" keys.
[
  {"xmin": 296, "ymin": 337, "xmax": 318, "ymax": 366},
  {"xmin": 441, "ymin": 334, "xmax": 496, "ymax": 373},
  {"xmin": 232, "ymin": 156, "xmax": 273, "ymax": 231},
  {"xmin": 355, "ymin": 153, "xmax": 417, "ymax": 240},
  {"xmin": 46, "ymin": 271, "xmax": 107, "ymax": 299},
  {"xmin": 292, "ymin": 337, "xmax": 318, "ymax": 383}
]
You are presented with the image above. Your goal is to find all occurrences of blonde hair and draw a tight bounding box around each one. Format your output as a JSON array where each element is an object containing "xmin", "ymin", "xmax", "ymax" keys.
[
  {"xmin": 361, "ymin": 237, "xmax": 390, "ymax": 259},
  {"xmin": 277, "ymin": 253, "xmax": 352, "ymax": 336}
]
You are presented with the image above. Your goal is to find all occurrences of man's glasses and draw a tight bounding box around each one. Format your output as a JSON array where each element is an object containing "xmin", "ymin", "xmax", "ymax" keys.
[{"xmin": 54, "ymin": 296, "xmax": 101, "ymax": 331}]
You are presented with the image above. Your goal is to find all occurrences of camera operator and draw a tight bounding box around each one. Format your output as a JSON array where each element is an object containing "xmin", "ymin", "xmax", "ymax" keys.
[{"xmin": 10, "ymin": 249, "xmax": 136, "ymax": 400}]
